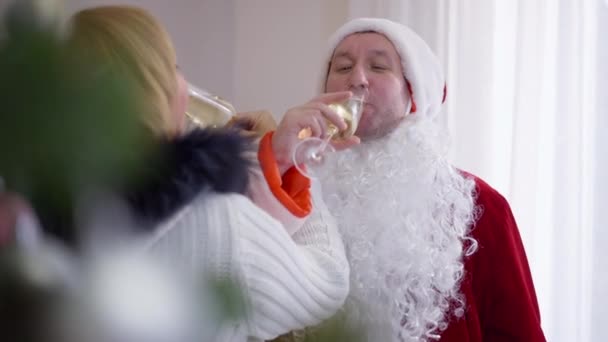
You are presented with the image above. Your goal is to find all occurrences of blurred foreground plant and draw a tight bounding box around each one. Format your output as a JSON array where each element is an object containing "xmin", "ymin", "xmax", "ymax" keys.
[
  {"xmin": 0, "ymin": 3, "xmax": 251, "ymax": 341},
  {"xmin": 0, "ymin": 2, "xmax": 364, "ymax": 341},
  {"xmin": 0, "ymin": 0, "xmax": 152, "ymax": 247}
]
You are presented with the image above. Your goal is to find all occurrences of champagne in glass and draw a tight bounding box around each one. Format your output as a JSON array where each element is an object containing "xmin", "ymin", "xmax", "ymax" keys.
[
  {"xmin": 185, "ymin": 84, "xmax": 235, "ymax": 130},
  {"xmin": 292, "ymin": 95, "xmax": 365, "ymax": 178},
  {"xmin": 326, "ymin": 96, "xmax": 364, "ymax": 140}
]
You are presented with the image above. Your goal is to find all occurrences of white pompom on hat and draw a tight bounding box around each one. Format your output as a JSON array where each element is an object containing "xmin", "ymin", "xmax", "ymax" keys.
[{"xmin": 321, "ymin": 18, "xmax": 447, "ymax": 118}]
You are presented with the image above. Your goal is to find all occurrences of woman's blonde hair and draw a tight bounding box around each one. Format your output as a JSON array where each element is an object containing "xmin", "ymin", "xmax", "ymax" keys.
[{"xmin": 68, "ymin": 5, "xmax": 179, "ymax": 136}]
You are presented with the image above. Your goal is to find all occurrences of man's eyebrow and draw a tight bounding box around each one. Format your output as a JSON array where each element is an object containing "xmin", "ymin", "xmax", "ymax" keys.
[
  {"xmin": 332, "ymin": 51, "xmax": 353, "ymax": 60},
  {"xmin": 369, "ymin": 49, "xmax": 390, "ymax": 58},
  {"xmin": 333, "ymin": 49, "xmax": 391, "ymax": 60}
]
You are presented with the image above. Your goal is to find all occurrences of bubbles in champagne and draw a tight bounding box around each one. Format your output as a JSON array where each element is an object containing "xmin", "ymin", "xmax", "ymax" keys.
[
  {"xmin": 185, "ymin": 85, "xmax": 235, "ymax": 130},
  {"xmin": 292, "ymin": 96, "xmax": 364, "ymax": 179},
  {"xmin": 327, "ymin": 97, "xmax": 364, "ymax": 140}
]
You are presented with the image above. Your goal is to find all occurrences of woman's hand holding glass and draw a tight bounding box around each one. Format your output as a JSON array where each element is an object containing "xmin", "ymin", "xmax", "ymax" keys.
[{"xmin": 185, "ymin": 83, "xmax": 278, "ymax": 138}]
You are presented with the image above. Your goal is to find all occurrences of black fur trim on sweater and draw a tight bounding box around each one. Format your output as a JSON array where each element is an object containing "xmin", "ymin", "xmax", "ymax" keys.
[{"xmin": 125, "ymin": 128, "xmax": 252, "ymax": 227}]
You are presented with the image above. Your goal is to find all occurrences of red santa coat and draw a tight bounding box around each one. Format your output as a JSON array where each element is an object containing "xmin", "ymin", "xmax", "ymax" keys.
[
  {"xmin": 439, "ymin": 174, "xmax": 546, "ymax": 341},
  {"xmin": 257, "ymin": 133, "xmax": 546, "ymax": 341}
]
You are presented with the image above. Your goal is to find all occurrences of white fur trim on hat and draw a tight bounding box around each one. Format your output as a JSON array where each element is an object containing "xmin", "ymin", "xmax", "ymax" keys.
[{"xmin": 321, "ymin": 18, "xmax": 446, "ymax": 118}]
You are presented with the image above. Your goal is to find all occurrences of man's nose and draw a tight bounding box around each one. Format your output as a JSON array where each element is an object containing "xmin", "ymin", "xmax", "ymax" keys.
[{"xmin": 348, "ymin": 65, "xmax": 368, "ymax": 92}]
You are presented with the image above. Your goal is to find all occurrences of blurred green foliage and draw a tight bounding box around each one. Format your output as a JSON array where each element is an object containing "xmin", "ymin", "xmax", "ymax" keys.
[
  {"xmin": 0, "ymin": 3, "xmax": 364, "ymax": 341},
  {"xmin": 273, "ymin": 312, "xmax": 366, "ymax": 342},
  {"xmin": 208, "ymin": 278, "xmax": 247, "ymax": 322},
  {"xmin": 0, "ymin": 1, "xmax": 153, "ymax": 245},
  {"xmin": 0, "ymin": 247, "xmax": 69, "ymax": 342}
]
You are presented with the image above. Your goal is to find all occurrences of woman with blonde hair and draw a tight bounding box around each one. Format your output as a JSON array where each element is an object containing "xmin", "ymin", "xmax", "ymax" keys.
[
  {"xmin": 60, "ymin": 5, "xmax": 349, "ymax": 341},
  {"xmin": 68, "ymin": 5, "xmax": 187, "ymax": 137}
]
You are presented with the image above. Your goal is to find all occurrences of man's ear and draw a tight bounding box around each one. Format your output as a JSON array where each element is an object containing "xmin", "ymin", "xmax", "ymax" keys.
[
  {"xmin": 405, "ymin": 79, "xmax": 416, "ymax": 113},
  {"xmin": 404, "ymin": 98, "xmax": 413, "ymax": 117},
  {"xmin": 323, "ymin": 62, "xmax": 332, "ymax": 93}
]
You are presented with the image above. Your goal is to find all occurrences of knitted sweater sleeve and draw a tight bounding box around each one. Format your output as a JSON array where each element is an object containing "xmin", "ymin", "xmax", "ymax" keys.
[{"xmin": 148, "ymin": 192, "xmax": 349, "ymax": 341}]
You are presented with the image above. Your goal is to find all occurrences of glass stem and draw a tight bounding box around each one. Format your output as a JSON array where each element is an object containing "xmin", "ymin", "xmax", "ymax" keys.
[{"xmin": 317, "ymin": 126, "xmax": 337, "ymax": 155}]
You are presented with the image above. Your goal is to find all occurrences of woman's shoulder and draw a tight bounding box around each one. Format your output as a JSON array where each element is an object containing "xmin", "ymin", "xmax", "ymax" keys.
[
  {"xmin": 189, "ymin": 191, "xmax": 272, "ymax": 221},
  {"xmin": 125, "ymin": 128, "xmax": 253, "ymax": 228}
]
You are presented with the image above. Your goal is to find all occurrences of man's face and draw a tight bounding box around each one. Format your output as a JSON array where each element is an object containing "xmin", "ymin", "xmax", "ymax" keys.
[{"xmin": 325, "ymin": 32, "xmax": 410, "ymax": 140}]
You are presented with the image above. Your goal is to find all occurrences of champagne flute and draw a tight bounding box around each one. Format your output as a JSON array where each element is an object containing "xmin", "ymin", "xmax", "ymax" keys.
[
  {"xmin": 184, "ymin": 83, "xmax": 236, "ymax": 130},
  {"xmin": 292, "ymin": 95, "xmax": 364, "ymax": 178}
]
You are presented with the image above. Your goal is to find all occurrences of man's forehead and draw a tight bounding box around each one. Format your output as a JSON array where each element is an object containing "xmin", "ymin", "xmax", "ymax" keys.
[{"xmin": 331, "ymin": 32, "xmax": 399, "ymax": 59}]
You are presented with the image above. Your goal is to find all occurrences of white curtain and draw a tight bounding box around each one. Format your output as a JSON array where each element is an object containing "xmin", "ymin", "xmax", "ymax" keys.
[{"xmin": 347, "ymin": 1, "xmax": 608, "ymax": 341}]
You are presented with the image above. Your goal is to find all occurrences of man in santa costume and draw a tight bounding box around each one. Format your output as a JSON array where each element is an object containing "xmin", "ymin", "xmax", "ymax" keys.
[{"xmin": 257, "ymin": 18, "xmax": 546, "ymax": 341}]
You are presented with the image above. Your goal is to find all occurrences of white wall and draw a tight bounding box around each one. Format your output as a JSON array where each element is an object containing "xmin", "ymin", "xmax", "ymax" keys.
[
  {"xmin": 592, "ymin": 5, "xmax": 608, "ymax": 340},
  {"xmin": 233, "ymin": 0, "xmax": 348, "ymax": 118},
  {"xmin": 52, "ymin": 0, "xmax": 348, "ymax": 119},
  {"xmin": 64, "ymin": 0, "xmax": 236, "ymax": 102}
]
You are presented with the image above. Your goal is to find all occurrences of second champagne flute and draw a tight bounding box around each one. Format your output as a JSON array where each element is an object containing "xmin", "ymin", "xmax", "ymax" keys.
[{"xmin": 292, "ymin": 95, "xmax": 364, "ymax": 178}]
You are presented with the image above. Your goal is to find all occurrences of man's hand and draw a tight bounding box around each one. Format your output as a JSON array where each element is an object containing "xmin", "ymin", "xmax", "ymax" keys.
[
  {"xmin": 227, "ymin": 110, "xmax": 277, "ymax": 138},
  {"xmin": 272, "ymin": 92, "xmax": 360, "ymax": 174}
]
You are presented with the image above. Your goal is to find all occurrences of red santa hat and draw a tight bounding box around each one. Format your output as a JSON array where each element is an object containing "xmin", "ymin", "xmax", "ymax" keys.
[{"xmin": 321, "ymin": 18, "xmax": 447, "ymax": 118}]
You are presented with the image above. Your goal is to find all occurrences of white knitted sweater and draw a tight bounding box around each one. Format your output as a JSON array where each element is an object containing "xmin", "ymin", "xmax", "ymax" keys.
[{"xmin": 144, "ymin": 191, "xmax": 349, "ymax": 341}]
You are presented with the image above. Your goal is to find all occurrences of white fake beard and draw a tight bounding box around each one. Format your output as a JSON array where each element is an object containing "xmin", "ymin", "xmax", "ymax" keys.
[{"xmin": 318, "ymin": 116, "xmax": 478, "ymax": 341}]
